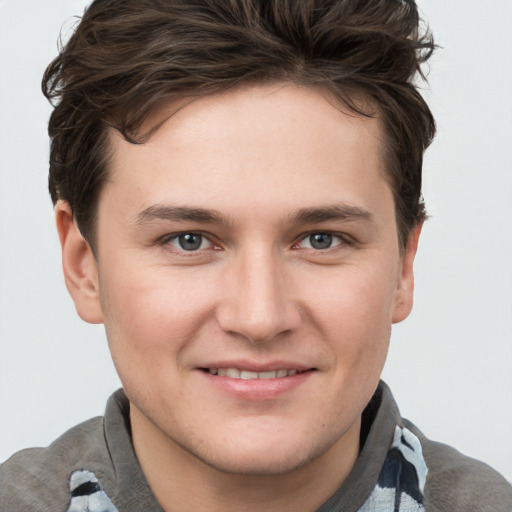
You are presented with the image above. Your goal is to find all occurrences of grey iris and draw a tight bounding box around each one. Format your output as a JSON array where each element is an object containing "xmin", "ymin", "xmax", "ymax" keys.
[
  {"xmin": 310, "ymin": 233, "xmax": 333, "ymax": 250},
  {"xmin": 179, "ymin": 233, "xmax": 202, "ymax": 251}
]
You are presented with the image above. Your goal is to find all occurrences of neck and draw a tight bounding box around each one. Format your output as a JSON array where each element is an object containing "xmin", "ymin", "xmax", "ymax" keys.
[{"xmin": 130, "ymin": 406, "xmax": 361, "ymax": 512}]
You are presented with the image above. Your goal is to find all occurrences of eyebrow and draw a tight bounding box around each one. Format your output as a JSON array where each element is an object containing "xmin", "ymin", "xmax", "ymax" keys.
[
  {"xmin": 136, "ymin": 205, "xmax": 230, "ymax": 225},
  {"xmin": 288, "ymin": 205, "xmax": 374, "ymax": 225},
  {"xmin": 136, "ymin": 203, "xmax": 373, "ymax": 228}
]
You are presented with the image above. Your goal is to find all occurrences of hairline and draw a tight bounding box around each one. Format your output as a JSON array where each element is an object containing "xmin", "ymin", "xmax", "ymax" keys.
[{"xmin": 76, "ymin": 81, "xmax": 415, "ymax": 255}]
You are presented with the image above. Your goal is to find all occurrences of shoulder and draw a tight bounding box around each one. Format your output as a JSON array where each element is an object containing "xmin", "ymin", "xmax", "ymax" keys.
[
  {"xmin": 0, "ymin": 416, "xmax": 113, "ymax": 512},
  {"xmin": 404, "ymin": 419, "xmax": 512, "ymax": 511}
]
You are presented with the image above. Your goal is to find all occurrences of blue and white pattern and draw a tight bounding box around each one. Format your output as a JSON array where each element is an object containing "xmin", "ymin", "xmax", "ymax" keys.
[
  {"xmin": 66, "ymin": 470, "xmax": 119, "ymax": 512},
  {"xmin": 64, "ymin": 425, "xmax": 427, "ymax": 512},
  {"xmin": 359, "ymin": 426, "xmax": 428, "ymax": 512}
]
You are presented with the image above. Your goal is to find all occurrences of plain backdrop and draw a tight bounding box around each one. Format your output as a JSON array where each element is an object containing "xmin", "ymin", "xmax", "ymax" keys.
[{"xmin": 1, "ymin": 0, "xmax": 511, "ymax": 481}]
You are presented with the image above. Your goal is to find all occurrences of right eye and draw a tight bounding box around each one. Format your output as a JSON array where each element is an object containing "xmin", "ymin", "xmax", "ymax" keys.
[
  {"xmin": 165, "ymin": 232, "xmax": 213, "ymax": 252},
  {"xmin": 296, "ymin": 232, "xmax": 346, "ymax": 251}
]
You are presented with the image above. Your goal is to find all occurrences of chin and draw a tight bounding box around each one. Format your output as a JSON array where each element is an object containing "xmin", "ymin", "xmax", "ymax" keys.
[
  {"xmin": 194, "ymin": 447, "xmax": 316, "ymax": 477},
  {"xmin": 178, "ymin": 425, "xmax": 339, "ymax": 477}
]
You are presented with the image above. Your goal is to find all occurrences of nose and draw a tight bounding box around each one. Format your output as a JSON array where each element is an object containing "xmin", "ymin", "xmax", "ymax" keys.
[{"xmin": 216, "ymin": 249, "xmax": 301, "ymax": 343}]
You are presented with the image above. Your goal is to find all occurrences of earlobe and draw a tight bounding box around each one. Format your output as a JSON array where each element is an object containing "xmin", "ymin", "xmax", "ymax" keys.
[
  {"xmin": 392, "ymin": 223, "xmax": 422, "ymax": 324},
  {"xmin": 55, "ymin": 201, "xmax": 104, "ymax": 324}
]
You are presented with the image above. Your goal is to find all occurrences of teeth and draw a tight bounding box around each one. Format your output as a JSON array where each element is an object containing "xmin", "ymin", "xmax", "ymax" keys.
[
  {"xmin": 226, "ymin": 368, "xmax": 241, "ymax": 378},
  {"xmin": 207, "ymin": 368, "xmax": 304, "ymax": 379},
  {"xmin": 259, "ymin": 371, "xmax": 277, "ymax": 379},
  {"xmin": 240, "ymin": 370, "xmax": 258, "ymax": 379}
]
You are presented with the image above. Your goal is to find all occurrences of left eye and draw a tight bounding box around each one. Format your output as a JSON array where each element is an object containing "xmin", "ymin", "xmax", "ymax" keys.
[
  {"xmin": 169, "ymin": 233, "xmax": 210, "ymax": 251},
  {"xmin": 297, "ymin": 233, "xmax": 344, "ymax": 250}
]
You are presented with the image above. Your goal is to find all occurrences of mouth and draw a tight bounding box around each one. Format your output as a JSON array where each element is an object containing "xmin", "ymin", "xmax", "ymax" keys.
[
  {"xmin": 198, "ymin": 364, "xmax": 316, "ymax": 399},
  {"xmin": 200, "ymin": 368, "xmax": 314, "ymax": 379}
]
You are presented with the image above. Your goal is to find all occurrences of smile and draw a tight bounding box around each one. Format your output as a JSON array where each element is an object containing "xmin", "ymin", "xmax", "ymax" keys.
[
  {"xmin": 199, "ymin": 366, "xmax": 316, "ymax": 399},
  {"xmin": 203, "ymin": 368, "xmax": 310, "ymax": 379}
]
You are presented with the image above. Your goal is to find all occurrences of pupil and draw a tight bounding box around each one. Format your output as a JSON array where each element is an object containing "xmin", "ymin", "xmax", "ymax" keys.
[
  {"xmin": 310, "ymin": 233, "xmax": 332, "ymax": 250},
  {"xmin": 179, "ymin": 233, "xmax": 202, "ymax": 251}
]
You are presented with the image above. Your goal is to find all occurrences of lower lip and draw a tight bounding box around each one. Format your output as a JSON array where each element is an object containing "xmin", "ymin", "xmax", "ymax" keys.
[{"xmin": 199, "ymin": 370, "xmax": 313, "ymax": 400}]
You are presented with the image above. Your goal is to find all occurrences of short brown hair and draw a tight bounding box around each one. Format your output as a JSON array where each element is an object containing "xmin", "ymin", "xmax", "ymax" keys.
[{"xmin": 43, "ymin": 0, "xmax": 436, "ymax": 249}]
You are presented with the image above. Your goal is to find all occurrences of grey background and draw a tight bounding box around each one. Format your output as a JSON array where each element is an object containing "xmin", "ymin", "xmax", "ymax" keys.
[{"xmin": 1, "ymin": 0, "xmax": 511, "ymax": 479}]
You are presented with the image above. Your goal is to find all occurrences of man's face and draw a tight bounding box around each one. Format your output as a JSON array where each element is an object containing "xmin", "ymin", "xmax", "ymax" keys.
[{"xmin": 68, "ymin": 84, "xmax": 417, "ymax": 475}]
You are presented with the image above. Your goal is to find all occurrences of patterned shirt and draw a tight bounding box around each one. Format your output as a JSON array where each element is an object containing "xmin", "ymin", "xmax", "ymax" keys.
[{"xmin": 2, "ymin": 382, "xmax": 511, "ymax": 511}]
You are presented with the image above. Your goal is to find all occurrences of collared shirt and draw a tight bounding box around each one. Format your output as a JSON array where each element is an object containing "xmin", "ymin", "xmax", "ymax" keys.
[{"xmin": 1, "ymin": 382, "xmax": 511, "ymax": 511}]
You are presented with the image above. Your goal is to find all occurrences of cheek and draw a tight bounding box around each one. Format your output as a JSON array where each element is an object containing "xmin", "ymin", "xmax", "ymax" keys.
[
  {"xmin": 97, "ymin": 264, "xmax": 217, "ymax": 365},
  {"xmin": 305, "ymin": 263, "xmax": 397, "ymax": 356}
]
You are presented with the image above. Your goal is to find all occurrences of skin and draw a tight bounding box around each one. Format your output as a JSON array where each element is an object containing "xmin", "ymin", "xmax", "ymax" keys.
[{"xmin": 56, "ymin": 83, "xmax": 420, "ymax": 512}]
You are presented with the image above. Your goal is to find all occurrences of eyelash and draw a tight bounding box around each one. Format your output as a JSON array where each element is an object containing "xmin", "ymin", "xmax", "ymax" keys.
[
  {"xmin": 159, "ymin": 232, "xmax": 218, "ymax": 252},
  {"xmin": 158, "ymin": 231, "xmax": 353, "ymax": 254},
  {"xmin": 293, "ymin": 232, "xmax": 352, "ymax": 251}
]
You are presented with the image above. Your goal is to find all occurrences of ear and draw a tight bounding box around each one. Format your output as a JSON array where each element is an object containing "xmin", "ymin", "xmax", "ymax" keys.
[
  {"xmin": 55, "ymin": 201, "xmax": 104, "ymax": 324},
  {"xmin": 392, "ymin": 223, "xmax": 422, "ymax": 324}
]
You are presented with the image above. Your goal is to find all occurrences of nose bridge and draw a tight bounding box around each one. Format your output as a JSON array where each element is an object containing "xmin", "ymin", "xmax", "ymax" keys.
[{"xmin": 217, "ymin": 244, "xmax": 299, "ymax": 342}]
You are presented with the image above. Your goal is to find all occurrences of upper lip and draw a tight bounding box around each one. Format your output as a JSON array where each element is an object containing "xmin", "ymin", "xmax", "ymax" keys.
[{"xmin": 197, "ymin": 360, "xmax": 315, "ymax": 372}]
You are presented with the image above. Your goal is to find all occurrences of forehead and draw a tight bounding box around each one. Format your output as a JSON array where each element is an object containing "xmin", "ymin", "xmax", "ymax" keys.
[{"xmin": 103, "ymin": 83, "xmax": 391, "ymax": 227}]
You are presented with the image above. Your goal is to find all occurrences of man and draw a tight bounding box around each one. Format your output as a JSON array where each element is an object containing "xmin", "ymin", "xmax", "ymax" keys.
[{"xmin": 1, "ymin": 0, "xmax": 511, "ymax": 511}]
